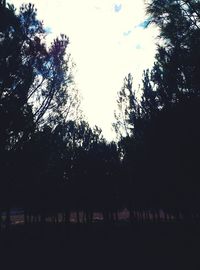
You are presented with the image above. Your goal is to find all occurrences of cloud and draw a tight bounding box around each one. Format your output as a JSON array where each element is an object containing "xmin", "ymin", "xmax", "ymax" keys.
[{"xmin": 45, "ymin": 26, "xmax": 52, "ymax": 34}]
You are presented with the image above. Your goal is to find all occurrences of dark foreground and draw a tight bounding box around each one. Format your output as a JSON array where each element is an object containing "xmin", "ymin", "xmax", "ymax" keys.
[{"xmin": 0, "ymin": 222, "xmax": 200, "ymax": 270}]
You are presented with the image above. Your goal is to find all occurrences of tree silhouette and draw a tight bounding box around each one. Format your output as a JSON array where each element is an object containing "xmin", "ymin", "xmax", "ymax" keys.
[
  {"xmin": 113, "ymin": 0, "xmax": 200, "ymax": 223},
  {"xmin": 0, "ymin": 1, "xmax": 75, "ymax": 227},
  {"xmin": 1, "ymin": 0, "xmax": 200, "ymax": 230}
]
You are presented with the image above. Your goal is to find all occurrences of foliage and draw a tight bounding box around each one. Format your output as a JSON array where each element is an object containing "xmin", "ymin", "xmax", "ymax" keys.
[{"xmin": 1, "ymin": 0, "xmax": 200, "ymax": 227}]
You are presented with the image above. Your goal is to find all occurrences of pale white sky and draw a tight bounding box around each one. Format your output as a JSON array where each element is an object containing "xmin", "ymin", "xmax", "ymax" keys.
[{"xmin": 11, "ymin": 0, "xmax": 158, "ymax": 140}]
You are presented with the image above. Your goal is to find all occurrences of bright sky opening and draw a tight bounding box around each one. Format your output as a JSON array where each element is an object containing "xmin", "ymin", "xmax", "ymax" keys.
[{"xmin": 11, "ymin": 0, "xmax": 158, "ymax": 140}]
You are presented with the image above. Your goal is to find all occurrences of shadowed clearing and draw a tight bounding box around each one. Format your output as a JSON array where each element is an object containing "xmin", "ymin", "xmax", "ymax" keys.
[{"xmin": 1, "ymin": 223, "xmax": 200, "ymax": 270}]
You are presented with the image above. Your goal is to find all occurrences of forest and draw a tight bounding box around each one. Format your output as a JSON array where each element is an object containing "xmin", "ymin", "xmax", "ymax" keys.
[{"xmin": 0, "ymin": 0, "xmax": 200, "ymax": 230}]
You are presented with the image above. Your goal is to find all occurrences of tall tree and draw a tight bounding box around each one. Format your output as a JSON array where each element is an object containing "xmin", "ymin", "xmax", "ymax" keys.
[
  {"xmin": 0, "ymin": 1, "xmax": 77, "ymax": 226},
  {"xmin": 146, "ymin": 0, "xmax": 200, "ymax": 102},
  {"xmin": 113, "ymin": 0, "xmax": 200, "ymax": 222},
  {"xmin": 113, "ymin": 73, "xmax": 140, "ymax": 139}
]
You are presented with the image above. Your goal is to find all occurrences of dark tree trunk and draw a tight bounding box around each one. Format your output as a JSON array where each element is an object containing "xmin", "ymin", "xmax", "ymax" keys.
[
  {"xmin": 64, "ymin": 211, "xmax": 70, "ymax": 224},
  {"xmin": 115, "ymin": 210, "xmax": 119, "ymax": 222},
  {"xmin": 24, "ymin": 209, "xmax": 28, "ymax": 225},
  {"xmin": 41, "ymin": 212, "xmax": 46, "ymax": 224},
  {"xmin": 103, "ymin": 211, "xmax": 109, "ymax": 223},
  {"xmin": 76, "ymin": 211, "xmax": 80, "ymax": 224},
  {"xmin": 55, "ymin": 213, "xmax": 59, "ymax": 224},
  {"xmin": 0, "ymin": 210, "xmax": 2, "ymax": 231},
  {"xmin": 5, "ymin": 208, "xmax": 10, "ymax": 229},
  {"xmin": 151, "ymin": 210, "xmax": 156, "ymax": 223}
]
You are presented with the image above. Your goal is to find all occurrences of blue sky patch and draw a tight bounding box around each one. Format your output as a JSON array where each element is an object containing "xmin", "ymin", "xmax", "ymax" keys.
[
  {"xmin": 114, "ymin": 4, "xmax": 122, "ymax": 13},
  {"xmin": 45, "ymin": 26, "xmax": 52, "ymax": 34},
  {"xmin": 137, "ymin": 20, "xmax": 150, "ymax": 29},
  {"xmin": 123, "ymin": 30, "xmax": 132, "ymax": 37},
  {"xmin": 136, "ymin": 44, "xmax": 142, "ymax": 50}
]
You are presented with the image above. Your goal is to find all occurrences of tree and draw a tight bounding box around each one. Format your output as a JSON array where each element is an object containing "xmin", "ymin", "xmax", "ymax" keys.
[
  {"xmin": 113, "ymin": 0, "xmax": 200, "ymax": 222},
  {"xmin": 113, "ymin": 73, "xmax": 141, "ymax": 139},
  {"xmin": 146, "ymin": 0, "xmax": 200, "ymax": 102},
  {"xmin": 0, "ymin": 1, "xmax": 75, "ymax": 226},
  {"xmin": 0, "ymin": 2, "xmax": 73, "ymax": 148},
  {"xmin": 144, "ymin": 0, "xmax": 200, "ymax": 219}
]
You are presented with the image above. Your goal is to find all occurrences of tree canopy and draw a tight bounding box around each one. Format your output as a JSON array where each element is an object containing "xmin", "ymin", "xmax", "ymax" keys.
[{"xmin": 1, "ymin": 0, "xmax": 200, "ymax": 228}]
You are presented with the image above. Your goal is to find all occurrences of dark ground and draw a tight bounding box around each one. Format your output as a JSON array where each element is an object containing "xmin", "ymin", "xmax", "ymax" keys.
[{"xmin": 0, "ymin": 222, "xmax": 200, "ymax": 270}]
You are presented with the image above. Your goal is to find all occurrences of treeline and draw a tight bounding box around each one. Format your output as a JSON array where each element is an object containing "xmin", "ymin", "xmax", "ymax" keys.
[
  {"xmin": 114, "ymin": 0, "xmax": 200, "ymax": 222},
  {"xmin": 0, "ymin": 0, "xmax": 123, "ymax": 227},
  {"xmin": 0, "ymin": 0, "xmax": 200, "ymax": 228}
]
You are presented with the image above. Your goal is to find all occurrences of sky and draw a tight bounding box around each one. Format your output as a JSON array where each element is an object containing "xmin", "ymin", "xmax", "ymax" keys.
[{"xmin": 11, "ymin": 0, "xmax": 158, "ymax": 140}]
